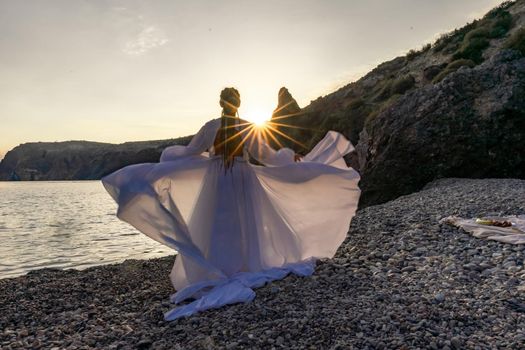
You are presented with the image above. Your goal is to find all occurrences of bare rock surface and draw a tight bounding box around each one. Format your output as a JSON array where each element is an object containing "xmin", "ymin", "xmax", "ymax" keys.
[{"xmin": 357, "ymin": 51, "xmax": 525, "ymax": 207}]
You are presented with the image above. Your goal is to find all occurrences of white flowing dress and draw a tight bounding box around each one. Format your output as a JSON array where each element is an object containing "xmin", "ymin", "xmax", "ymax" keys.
[{"xmin": 102, "ymin": 118, "xmax": 360, "ymax": 320}]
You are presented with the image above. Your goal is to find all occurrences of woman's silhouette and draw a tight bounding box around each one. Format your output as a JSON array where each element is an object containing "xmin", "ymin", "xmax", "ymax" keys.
[
  {"xmin": 102, "ymin": 87, "xmax": 360, "ymax": 320},
  {"xmin": 213, "ymin": 87, "xmax": 244, "ymax": 168}
]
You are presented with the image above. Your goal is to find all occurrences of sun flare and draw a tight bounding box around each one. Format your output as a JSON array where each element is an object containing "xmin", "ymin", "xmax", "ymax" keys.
[{"xmin": 241, "ymin": 106, "xmax": 272, "ymax": 126}]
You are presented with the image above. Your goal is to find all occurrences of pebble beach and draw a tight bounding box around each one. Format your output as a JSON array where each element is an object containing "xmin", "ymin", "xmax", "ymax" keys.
[{"xmin": 1, "ymin": 178, "xmax": 524, "ymax": 349}]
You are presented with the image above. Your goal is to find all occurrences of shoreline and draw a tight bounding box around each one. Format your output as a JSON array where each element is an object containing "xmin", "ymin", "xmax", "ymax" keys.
[
  {"xmin": 1, "ymin": 178, "xmax": 524, "ymax": 349},
  {"xmin": 0, "ymin": 255, "xmax": 177, "ymax": 282}
]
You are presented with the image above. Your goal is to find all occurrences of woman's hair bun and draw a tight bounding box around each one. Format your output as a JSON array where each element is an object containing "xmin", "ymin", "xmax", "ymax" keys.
[{"xmin": 220, "ymin": 87, "xmax": 241, "ymax": 109}]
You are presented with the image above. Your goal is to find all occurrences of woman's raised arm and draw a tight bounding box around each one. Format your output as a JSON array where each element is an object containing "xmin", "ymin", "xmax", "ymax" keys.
[{"xmin": 160, "ymin": 119, "xmax": 221, "ymax": 162}]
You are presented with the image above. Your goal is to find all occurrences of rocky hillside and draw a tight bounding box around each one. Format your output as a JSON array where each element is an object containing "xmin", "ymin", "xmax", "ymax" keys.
[
  {"xmin": 357, "ymin": 50, "xmax": 525, "ymax": 207},
  {"xmin": 293, "ymin": 1, "xmax": 524, "ymax": 145},
  {"xmin": 287, "ymin": 0, "xmax": 525, "ymax": 207},
  {"xmin": 0, "ymin": 138, "xmax": 190, "ymax": 181}
]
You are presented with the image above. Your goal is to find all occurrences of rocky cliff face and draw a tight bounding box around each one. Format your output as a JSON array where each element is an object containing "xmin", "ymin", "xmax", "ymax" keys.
[
  {"xmin": 357, "ymin": 50, "xmax": 525, "ymax": 207},
  {"xmin": 0, "ymin": 138, "xmax": 190, "ymax": 181}
]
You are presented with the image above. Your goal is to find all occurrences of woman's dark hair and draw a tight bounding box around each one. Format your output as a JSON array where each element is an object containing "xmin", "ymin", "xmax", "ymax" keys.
[
  {"xmin": 220, "ymin": 87, "xmax": 240, "ymax": 111},
  {"xmin": 217, "ymin": 87, "xmax": 241, "ymax": 169}
]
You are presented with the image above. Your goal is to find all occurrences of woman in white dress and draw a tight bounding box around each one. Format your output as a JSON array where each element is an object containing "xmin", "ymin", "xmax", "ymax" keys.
[{"xmin": 102, "ymin": 88, "xmax": 360, "ymax": 320}]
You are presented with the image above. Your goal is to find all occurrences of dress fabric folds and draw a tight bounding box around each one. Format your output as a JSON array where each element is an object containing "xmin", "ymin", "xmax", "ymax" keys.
[{"xmin": 102, "ymin": 119, "xmax": 360, "ymax": 320}]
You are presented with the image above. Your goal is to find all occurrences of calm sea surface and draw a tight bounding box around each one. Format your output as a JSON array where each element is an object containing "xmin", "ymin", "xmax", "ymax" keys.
[{"xmin": 0, "ymin": 181, "xmax": 173, "ymax": 279}]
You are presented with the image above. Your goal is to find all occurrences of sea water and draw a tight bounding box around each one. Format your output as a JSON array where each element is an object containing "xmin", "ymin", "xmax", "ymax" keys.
[{"xmin": 0, "ymin": 181, "xmax": 173, "ymax": 278}]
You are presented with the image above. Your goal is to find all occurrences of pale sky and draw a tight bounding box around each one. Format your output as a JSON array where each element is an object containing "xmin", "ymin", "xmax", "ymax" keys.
[{"xmin": 0, "ymin": 0, "xmax": 506, "ymax": 159}]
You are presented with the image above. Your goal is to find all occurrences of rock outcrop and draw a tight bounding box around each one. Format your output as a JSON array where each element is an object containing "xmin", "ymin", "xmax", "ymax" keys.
[
  {"xmin": 272, "ymin": 87, "xmax": 301, "ymax": 120},
  {"xmin": 356, "ymin": 50, "xmax": 525, "ymax": 207},
  {"xmin": 269, "ymin": 87, "xmax": 302, "ymax": 150}
]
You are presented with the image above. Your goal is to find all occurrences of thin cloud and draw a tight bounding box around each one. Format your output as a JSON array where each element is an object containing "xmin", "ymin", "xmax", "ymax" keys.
[{"xmin": 123, "ymin": 25, "xmax": 168, "ymax": 55}]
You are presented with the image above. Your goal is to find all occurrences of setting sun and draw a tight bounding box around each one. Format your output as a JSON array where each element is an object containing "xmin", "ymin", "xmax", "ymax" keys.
[{"xmin": 240, "ymin": 105, "xmax": 272, "ymax": 126}]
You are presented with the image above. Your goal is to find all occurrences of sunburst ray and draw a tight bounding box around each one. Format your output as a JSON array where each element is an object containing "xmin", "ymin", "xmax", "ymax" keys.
[
  {"xmin": 231, "ymin": 125, "xmax": 258, "ymax": 156},
  {"xmin": 264, "ymin": 123, "xmax": 308, "ymax": 149},
  {"xmin": 213, "ymin": 123, "xmax": 255, "ymax": 150},
  {"xmin": 267, "ymin": 121, "xmax": 317, "ymax": 131},
  {"xmin": 272, "ymin": 100, "xmax": 298, "ymax": 115},
  {"xmin": 269, "ymin": 111, "xmax": 304, "ymax": 122},
  {"xmin": 263, "ymin": 127, "xmax": 284, "ymax": 149}
]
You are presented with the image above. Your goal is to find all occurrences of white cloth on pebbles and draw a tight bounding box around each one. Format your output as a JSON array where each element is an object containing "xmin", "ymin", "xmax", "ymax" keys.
[
  {"xmin": 166, "ymin": 259, "xmax": 315, "ymax": 320},
  {"xmin": 441, "ymin": 215, "xmax": 525, "ymax": 244}
]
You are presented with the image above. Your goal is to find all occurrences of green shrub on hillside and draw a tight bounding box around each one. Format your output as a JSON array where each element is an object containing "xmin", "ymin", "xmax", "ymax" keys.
[
  {"xmin": 423, "ymin": 64, "xmax": 446, "ymax": 81},
  {"xmin": 406, "ymin": 43, "xmax": 431, "ymax": 61},
  {"xmin": 406, "ymin": 49, "xmax": 420, "ymax": 61},
  {"xmin": 447, "ymin": 59, "xmax": 476, "ymax": 70},
  {"xmin": 504, "ymin": 27, "xmax": 525, "ymax": 56},
  {"xmin": 434, "ymin": 4, "xmax": 513, "ymax": 60},
  {"xmin": 486, "ymin": 2, "xmax": 514, "ymax": 28},
  {"xmin": 465, "ymin": 27, "xmax": 490, "ymax": 41},
  {"xmin": 347, "ymin": 98, "xmax": 365, "ymax": 110},
  {"xmin": 391, "ymin": 75, "xmax": 415, "ymax": 95},
  {"xmin": 489, "ymin": 11, "xmax": 513, "ymax": 38},
  {"xmin": 372, "ymin": 74, "xmax": 415, "ymax": 102},
  {"xmin": 432, "ymin": 21, "xmax": 478, "ymax": 53},
  {"xmin": 432, "ymin": 59, "xmax": 476, "ymax": 83},
  {"xmin": 374, "ymin": 79, "xmax": 394, "ymax": 101},
  {"xmin": 432, "ymin": 33, "xmax": 452, "ymax": 53},
  {"xmin": 453, "ymin": 36, "xmax": 490, "ymax": 63},
  {"xmin": 452, "ymin": 7, "xmax": 513, "ymax": 63}
]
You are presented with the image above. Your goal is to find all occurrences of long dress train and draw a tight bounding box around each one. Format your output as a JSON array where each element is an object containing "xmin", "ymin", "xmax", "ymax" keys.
[{"xmin": 102, "ymin": 119, "xmax": 360, "ymax": 320}]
